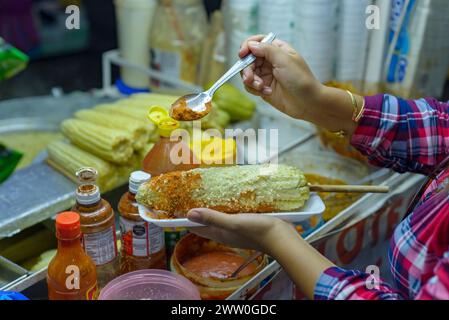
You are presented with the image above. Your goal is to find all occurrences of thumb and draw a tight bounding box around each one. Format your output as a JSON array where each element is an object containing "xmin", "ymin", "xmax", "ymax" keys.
[
  {"xmin": 187, "ymin": 208, "xmax": 236, "ymax": 230},
  {"xmin": 248, "ymin": 41, "xmax": 284, "ymax": 65}
]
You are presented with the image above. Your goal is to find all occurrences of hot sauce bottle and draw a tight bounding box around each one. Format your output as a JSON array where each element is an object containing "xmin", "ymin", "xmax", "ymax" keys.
[
  {"xmin": 71, "ymin": 167, "xmax": 119, "ymax": 290},
  {"xmin": 142, "ymin": 107, "xmax": 199, "ymax": 256},
  {"xmin": 119, "ymin": 171, "xmax": 167, "ymax": 273},
  {"xmin": 47, "ymin": 211, "xmax": 98, "ymax": 300}
]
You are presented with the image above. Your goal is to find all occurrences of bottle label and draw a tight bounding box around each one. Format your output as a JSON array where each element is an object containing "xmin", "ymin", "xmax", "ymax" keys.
[
  {"xmin": 119, "ymin": 217, "xmax": 164, "ymax": 257},
  {"xmin": 86, "ymin": 282, "xmax": 98, "ymax": 300},
  {"xmin": 151, "ymin": 48, "xmax": 181, "ymax": 88},
  {"xmin": 82, "ymin": 225, "xmax": 117, "ymax": 266}
]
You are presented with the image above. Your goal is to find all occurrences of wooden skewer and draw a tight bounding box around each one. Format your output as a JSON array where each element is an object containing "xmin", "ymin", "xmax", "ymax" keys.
[{"xmin": 309, "ymin": 184, "xmax": 390, "ymax": 194}]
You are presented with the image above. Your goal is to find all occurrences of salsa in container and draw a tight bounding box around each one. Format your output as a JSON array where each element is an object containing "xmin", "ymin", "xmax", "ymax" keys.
[{"xmin": 171, "ymin": 233, "xmax": 267, "ymax": 300}]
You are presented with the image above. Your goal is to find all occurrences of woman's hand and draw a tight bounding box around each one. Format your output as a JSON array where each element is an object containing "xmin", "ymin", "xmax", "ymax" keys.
[
  {"xmin": 187, "ymin": 208, "xmax": 335, "ymax": 299},
  {"xmin": 187, "ymin": 208, "xmax": 295, "ymax": 256},
  {"xmin": 239, "ymin": 34, "xmax": 361, "ymax": 136},
  {"xmin": 240, "ymin": 35, "xmax": 321, "ymax": 120}
]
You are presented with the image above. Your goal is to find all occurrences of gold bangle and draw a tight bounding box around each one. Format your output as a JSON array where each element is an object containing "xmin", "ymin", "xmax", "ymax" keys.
[
  {"xmin": 354, "ymin": 97, "xmax": 366, "ymax": 122},
  {"xmin": 331, "ymin": 90, "xmax": 362, "ymax": 137},
  {"xmin": 346, "ymin": 90, "xmax": 359, "ymax": 122}
]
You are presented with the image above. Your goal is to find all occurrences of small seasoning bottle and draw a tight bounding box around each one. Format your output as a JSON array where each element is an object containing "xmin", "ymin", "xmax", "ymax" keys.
[
  {"xmin": 72, "ymin": 167, "xmax": 120, "ymax": 290},
  {"xmin": 119, "ymin": 171, "xmax": 167, "ymax": 274}
]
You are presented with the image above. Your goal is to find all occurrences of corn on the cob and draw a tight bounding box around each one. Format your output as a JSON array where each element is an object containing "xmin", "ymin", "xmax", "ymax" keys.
[
  {"xmin": 136, "ymin": 164, "xmax": 310, "ymax": 217},
  {"xmin": 60, "ymin": 119, "xmax": 134, "ymax": 164},
  {"xmin": 74, "ymin": 109, "xmax": 151, "ymax": 150},
  {"xmin": 94, "ymin": 103, "xmax": 148, "ymax": 121},
  {"xmin": 115, "ymin": 152, "xmax": 143, "ymax": 186},
  {"xmin": 212, "ymin": 83, "xmax": 256, "ymax": 121},
  {"xmin": 47, "ymin": 140, "xmax": 118, "ymax": 191}
]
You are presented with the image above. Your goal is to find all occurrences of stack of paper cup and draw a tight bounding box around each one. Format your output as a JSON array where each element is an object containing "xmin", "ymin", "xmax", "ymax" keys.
[
  {"xmin": 114, "ymin": 0, "xmax": 157, "ymax": 89},
  {"xmin": 293, "ymin": 0, "xmax": 338, "ymax": 83},
  {"xmin": 222, "ymin": 0, "xmax": 259, "ymax": 91},
  {"xmin": 258, "ymin": 0, "xmax": 295, "ymax": 44},
  {"xmin": 364, "ymin": 0, "xmax": 392, "ymax": 95},
  {"xmin": 336, "ymin": 0, "xmax": 370, "ymax": 85}
]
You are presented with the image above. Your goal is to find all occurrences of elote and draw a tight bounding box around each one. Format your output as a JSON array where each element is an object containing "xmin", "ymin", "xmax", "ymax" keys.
[
  {"xmin": 136, "ymin": 164, "xmax": 310, "ymax": 217},
  {"xmin": 60, "ymin": 118, "xmax": 134, "ymax": 164},
  {"xmin": 47, "ymin": 140, "xmax": 118, "ymax": 191},
  {"xmin": 74, "ymin": 109, "xmax": 151, "ymax": 150}
]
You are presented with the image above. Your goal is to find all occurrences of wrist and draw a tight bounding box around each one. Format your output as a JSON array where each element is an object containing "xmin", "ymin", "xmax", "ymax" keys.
[{"xmin": 262, "ymin": 220, "xmax": 301, "ymax": 258}]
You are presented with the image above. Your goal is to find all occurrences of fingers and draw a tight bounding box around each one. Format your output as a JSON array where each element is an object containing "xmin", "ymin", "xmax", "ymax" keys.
[
  {"xmin": 247, "ymin": 42, "xmax": 284, "ymax": 67},
  {"xmin": 239, "ymin": 34, "xmax": 266, "ymax": 58},
  {"xmin": 239, "ymin": 35, "xmax": 291, "ymax": 58},
  {"xmin": 242, "ymin": 67, "xmax": 265, "ymax": 91},
  {"xmin": 187, "ymin": 208, "xmax": 237, "ymax": 230}
]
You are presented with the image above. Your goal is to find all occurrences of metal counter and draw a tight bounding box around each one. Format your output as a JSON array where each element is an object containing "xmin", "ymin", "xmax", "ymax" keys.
[{"xmin": 0, "ymin": 92, "xmax": 114, "ymax": 238}]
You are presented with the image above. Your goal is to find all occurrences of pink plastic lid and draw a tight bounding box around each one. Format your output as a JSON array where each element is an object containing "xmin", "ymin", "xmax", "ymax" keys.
[{"xmin": 98, "ymin": 269, "xmax": 201, "ymax": 300}]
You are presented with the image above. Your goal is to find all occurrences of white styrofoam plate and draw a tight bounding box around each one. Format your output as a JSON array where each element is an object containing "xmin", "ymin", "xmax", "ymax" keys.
[{"xmin": 138, "ymin": 193, "xmax": 325, "ymax": 228}]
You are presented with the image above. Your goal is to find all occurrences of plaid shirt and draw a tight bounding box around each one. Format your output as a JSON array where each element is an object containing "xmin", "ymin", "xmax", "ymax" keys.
[{"xmin": 314, "ymin": 94, "xmax": 449, "ymax": 300}]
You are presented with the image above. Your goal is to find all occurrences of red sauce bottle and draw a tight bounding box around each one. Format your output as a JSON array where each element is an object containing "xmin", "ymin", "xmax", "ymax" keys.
[{"xmin": 47, "ymin": 212, "xmax": 98, "ymax": 300}]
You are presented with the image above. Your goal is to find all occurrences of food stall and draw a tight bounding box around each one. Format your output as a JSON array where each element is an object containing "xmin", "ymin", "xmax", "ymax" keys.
[{"xmin": 1, "ymin": 0, "xmax": 447, "ymax": 301}]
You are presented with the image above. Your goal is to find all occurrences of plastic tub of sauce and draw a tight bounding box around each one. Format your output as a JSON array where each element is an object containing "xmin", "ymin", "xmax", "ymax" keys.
[{"xmin": 171, "ymin": 233, "xmax": 267, "ymax": 300}]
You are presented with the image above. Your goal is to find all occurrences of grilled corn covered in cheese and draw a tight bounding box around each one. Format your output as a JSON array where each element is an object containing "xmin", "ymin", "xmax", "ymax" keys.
[{"xmin": 136, "ymin": 164, "xmax": 309, "ymax": 217}]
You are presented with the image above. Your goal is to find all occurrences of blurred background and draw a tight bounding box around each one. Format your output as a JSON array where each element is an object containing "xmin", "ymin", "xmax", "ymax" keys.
[
  {"xmin": 1, "ymin": 0, "xmax": 448, "ymax": 99},
  {"xmin": 1, "ymin": 0, "xmax": 449, "ymax": 298}
]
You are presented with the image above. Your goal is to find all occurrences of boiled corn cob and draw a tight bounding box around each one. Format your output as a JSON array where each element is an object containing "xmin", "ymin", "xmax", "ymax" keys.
[
  {"xmin": 47, "ymin": 140, "xmax": 118, "ymax": 191},
  {"xmin": 74, "ymin": 109, "xmax": 151, "ymax": 150},
  {"xmin": 94, "ymin": 103, "xmax": 148, "ymax": 121},
  {"xmin": 212, "ymin": 83, "xmax": 256, "ymax": 121},
  {"xmin": 136, "ymin": 164, "xmax": 310, "ymax": 217},
  {"xmin": 60, "ymin": 119, "xmax": 133, "ymax": 164}
]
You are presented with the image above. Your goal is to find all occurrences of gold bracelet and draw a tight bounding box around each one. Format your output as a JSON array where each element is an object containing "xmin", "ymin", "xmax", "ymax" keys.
[
  {"xmin": 354, "ymin": 97, "xmax": 366, "ymax": 122},
  {"xmin": 346, "ymin": 90, "xmax": 359, "ymax": 122},
  {"xmin": 330, "ymin": 91, "xmax": 363, "ymax": 138}
]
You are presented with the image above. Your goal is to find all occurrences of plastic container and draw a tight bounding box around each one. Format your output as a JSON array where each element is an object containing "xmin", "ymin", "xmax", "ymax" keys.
[
  {"xmin": 114, "ymin": 0, "xmax": 157, "ymax": 88},
  {"xmin": 170, "ymin": 233, "xmax": 267, "ymax": 300},
  {"xmin": 149, "ymin": 0, "xmax": 207, "ymax": 89},
  {"xmin": 138, "ymin": 194, "xmax": 325, "ymax": 228},
  {"xmin": 98, "ymin": 269, "xmax": 200, "ymax": 300}
]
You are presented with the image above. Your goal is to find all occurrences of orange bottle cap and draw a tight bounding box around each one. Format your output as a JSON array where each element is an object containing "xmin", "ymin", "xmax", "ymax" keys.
[{"xmin": 56, "ymin": 211, "xmax": 81, "ymax": 239}]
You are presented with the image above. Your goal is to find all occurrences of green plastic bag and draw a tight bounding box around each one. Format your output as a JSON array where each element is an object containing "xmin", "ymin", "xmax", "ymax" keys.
[
  {"xmin": 0, "ymin": 37, "xmax": 29, "ymax": 82},
  {"xmin": 0, "ymin": 144, "xmax": 22, "ymax": 183}
]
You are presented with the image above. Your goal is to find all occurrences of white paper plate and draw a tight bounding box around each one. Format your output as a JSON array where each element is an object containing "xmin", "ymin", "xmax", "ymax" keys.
[{"xmin": 138, "ymin": 194, "xmax": 325, "ymax": 228}]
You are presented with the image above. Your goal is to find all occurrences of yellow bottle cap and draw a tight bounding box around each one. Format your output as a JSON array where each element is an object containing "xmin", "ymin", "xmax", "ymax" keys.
[
  {"xmin": 147, "ymin": 106, "xmax": 180, "ymax": 137},
  {"xmin": 148, "ymin": 106, "xmax": 169, "ymax": 125},
  {"xmin": 158, "ymin": 117, "xmax": 180, "ymax": 137}
]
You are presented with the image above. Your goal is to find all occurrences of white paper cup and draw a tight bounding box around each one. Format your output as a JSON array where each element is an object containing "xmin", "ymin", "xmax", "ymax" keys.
[{"xmin": 115, "ymin": 0, "xmax": 156, "ymax": 88}]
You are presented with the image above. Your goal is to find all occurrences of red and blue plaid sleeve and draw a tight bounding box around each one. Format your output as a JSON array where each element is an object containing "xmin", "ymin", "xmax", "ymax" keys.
[
  {"xmin": 314, "ymin": 267, "xmax": 403, "ymax": 300},
  {"xmin": 351, "ymin": 94, "xmax": 449, "ymax": 175},
  {"xmin": 314, "ymin": 258, "xmax": 449, "ymax": 300}
]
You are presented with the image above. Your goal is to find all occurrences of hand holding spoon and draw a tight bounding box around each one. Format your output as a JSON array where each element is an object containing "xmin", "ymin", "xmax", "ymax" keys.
[{"xmin": 170, "ymin": 33, "xmax": 276, "ymax": 121}]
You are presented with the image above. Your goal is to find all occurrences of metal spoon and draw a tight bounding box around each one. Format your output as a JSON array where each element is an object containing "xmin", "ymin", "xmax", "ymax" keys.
[
  {"xmin": 229, "ymin": 251, "xmax": 264, "ymax": 279},
  {"xmin": 170, "ymin": 33, "xmax": 276, "ymax": 121}
]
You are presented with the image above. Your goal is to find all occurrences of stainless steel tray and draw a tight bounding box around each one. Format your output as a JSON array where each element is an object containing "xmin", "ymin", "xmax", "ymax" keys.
[{"xmin": 0, "ymin": 92, "xmax": 114, "ymax": 238}]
